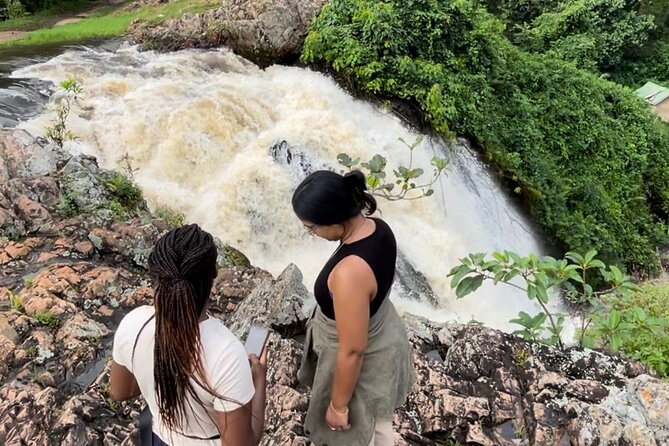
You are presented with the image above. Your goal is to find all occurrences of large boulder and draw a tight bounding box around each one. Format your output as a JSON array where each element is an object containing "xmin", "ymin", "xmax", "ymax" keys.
[
  {"xmin": 227, "ymin": 263, "xmax": 311, "ymax": 338},
  {"xmin": 129, "ymin": 0, "xmax": 329, "ymax": 66}
]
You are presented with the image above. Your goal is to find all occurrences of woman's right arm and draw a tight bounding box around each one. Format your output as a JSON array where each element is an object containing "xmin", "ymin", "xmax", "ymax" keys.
[{"xmin": 215, "ymin": 352, "xmax": 267, "ymax": 446}]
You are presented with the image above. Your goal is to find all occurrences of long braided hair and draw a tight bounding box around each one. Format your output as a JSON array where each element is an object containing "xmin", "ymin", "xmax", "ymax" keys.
[{"xmin": 148, "ymin": 224, "xmax": 219, "ymax": 433}]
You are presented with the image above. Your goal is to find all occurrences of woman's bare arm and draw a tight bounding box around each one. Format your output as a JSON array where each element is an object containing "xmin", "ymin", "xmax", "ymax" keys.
[{"xmin": 109, "ymin": 360, "xmax": 141, "ymax": 401}]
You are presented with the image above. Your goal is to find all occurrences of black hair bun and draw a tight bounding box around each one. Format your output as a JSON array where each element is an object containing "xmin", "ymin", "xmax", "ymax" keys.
[{"xmin": 343, "ymin": 170, "xmax": 367, "ymax": 192}]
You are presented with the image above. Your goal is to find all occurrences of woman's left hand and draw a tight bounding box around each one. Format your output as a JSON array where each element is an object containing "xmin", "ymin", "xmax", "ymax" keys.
[{"xmin": 326, "ymin": 403, "xmax": 350, "ymax": 431}]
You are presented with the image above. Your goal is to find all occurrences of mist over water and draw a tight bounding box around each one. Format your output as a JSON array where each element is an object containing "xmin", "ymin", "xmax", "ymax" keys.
[{"xmin": 11, "ymin": 44, "xmax": 557, "ymax": 331}]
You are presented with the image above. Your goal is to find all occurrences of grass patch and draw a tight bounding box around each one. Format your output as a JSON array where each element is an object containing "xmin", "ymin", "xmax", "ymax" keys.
[
  {"xmin": 34, "ymin": 310, "xmax": 60, "ymax": 329},
  {"xmin": 0, "ymin": 0, "xmax": 218, "ymax": 48}
]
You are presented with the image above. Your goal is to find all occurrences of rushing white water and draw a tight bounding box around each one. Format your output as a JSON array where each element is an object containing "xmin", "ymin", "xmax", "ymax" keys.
[{"xmin": 12, "ymin": 44, "xmax": 559, "ymax": 331}]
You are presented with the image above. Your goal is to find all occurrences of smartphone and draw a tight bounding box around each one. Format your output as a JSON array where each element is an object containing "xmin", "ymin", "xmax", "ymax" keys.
[{"xmin": 244, "ymin": 325, "xmax": 269, "ymax": 357}]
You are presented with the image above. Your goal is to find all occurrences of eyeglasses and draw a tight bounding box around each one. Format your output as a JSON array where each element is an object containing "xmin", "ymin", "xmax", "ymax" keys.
[{"xmin": 303, "ymin": 223, "xmax": 319, "ymax": 235}]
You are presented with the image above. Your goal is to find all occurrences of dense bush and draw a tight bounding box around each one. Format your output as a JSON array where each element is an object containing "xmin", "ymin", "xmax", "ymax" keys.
[
  {"xmin": 0, "ymin": 0, "xmax": 89, "ymax": 18},
  {"xmin": 482, "ymin": 0, "xmax": 656, "ymax": 72},
  {"xmin": 303, "ymin": 0, "xmax": 669, "ymax": 271},
  {"xmin": 610, "ymin": 40, "xmax": 669, "ymax": 86}
]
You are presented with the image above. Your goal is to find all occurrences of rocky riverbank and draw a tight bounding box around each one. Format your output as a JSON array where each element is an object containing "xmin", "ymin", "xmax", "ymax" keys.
[
  {"xmin": 128, "ymin": 0, "xmax": 328, "ymax": 66},
  {"xmin": 1, "ymin": 130, "xmax": 668, "ymax": 445}
]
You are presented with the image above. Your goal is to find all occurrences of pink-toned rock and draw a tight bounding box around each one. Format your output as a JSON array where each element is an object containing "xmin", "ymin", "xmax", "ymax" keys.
[
  {"xmin": 35, "ymin": 252, "xmax": 58, "ymax": 263},
  {"xmin": 96, "ymin": 305, "xmax": 114, "ymax": 317},
  {"xmin": 4, "ymin": 242, "xmax": 31, "ymax": 259},
  {"xmin": 74, "ymin": 241, "xmax": 94, "ymax": 256},
  {"xmin": 22, "ymin": 293, "xmax": 77, "ymax": 316},
  {"xmin": 633, "ymin": 375, "xmax": 669, "ymax": 428},
  {"xmin": 17, "ymin": 195, "xmax": 51, "ymax": 229},
  {"xmin": 31, "ymin": 264, "xmax": 82, "ymax": 296},
  {"xmin": 56, "ymin": 313, "xmax": 110, "ymax": 348},
  {"xmin": 0, "ymin": 314, "xmax": 18, "ymax": 344},
  {"xmin": 82, "ymin": 267, "xmax": 121, "ymax": 299}
]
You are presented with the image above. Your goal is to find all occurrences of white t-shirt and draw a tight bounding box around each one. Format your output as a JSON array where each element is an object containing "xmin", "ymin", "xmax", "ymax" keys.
[{"xmin": 112, "ymin": 306, "xmax": 255, "ymax": 446}]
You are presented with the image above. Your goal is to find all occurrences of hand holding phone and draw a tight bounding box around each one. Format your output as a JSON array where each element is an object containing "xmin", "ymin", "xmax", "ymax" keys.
[{"xmin": 244, "ymin": 325, "xmax": 270, "ymax": 357}]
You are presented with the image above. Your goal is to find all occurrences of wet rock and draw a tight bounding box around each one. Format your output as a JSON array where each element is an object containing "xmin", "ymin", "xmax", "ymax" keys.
[
  {"xmin": 129, "ymin": 0, "xmax": 329, "ymax": 66},
  {"xmin": 444, "ymin": 324, "xmax": 514, "ymax": 380}
]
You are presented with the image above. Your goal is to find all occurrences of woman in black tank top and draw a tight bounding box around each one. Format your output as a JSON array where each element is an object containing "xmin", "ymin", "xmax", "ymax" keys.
[{"xmin": 292, "ymin": 170, "xmax": 413, "ymax": 446}]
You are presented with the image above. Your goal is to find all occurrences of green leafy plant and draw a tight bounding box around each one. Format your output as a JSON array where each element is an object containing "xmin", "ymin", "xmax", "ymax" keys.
[
  {"xmin": 102, "ymin": 172, "xmax": 143, "ymax": 218},
  {"xmin": 45, "ymin": 77, "xmax": 82, "ymax": 148},
  {"xmin": 448, "ymin": 249, "xmax": 638, "ymax": 349},
  {"xmin": 34, "ymin": 311, "xmax": 60, "ymax": 329},
  {"xmin": 512, "ymin": 346, "xmax": 531, "ymax": 367},
  {"xmin": 6, "ymin": 0, "xmax": 26, "ymax": 18},
  {"xmin": 23, "ymin": 278, "xmax": 34, "ymax": 288},
  {"xmin": 587, "ymin": 282, "xmax": 669, "ymax": 376},
  {"xmin": 337, "ymin": 136, "xmax": 448, "ymax": 201},
  {"xmin": 7, "ymin": 290, "xmax": 24, "ymax": 312},
  {"xmin": 56, "ymin": 178, "xmax": 80, "ymax": 218}
]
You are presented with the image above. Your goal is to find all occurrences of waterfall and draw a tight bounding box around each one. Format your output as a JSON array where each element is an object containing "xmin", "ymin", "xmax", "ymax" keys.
[{"xmin": 9, "ymin": 44, "xmax": 557, "ymax": 331}]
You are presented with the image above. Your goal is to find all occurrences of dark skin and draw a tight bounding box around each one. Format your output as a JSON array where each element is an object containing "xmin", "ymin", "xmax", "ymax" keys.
[{"xmin": 110, "ymin": 310, "xmax": 267, "ymax": 446}]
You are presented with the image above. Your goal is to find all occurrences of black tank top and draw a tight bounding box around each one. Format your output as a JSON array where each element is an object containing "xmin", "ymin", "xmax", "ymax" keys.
[{"xmin": 314, "ymin": 218, "xmax": 397, "ymax": 320}]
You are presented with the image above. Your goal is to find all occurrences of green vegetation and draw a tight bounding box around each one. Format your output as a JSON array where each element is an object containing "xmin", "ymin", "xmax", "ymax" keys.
[
  {"xmin": 591, "ymin": 281, "xmax": 669, "ymax": 377},
  {"xmin": 154, "ymin": 205, "xmax": 187, "ymax": 228},
  {"xmin": 303, "ymin": 0, "xmax": 669, "ymax": 271},
  {"xmin": 34, "ymin": 310, "xmax": 60, "ymax": 329},
  {"xmin": 449, "ymin": 249, "xmax": 669, "ymax": 377},
  {"xmin": 0, "ymin": 0, "xmax": 218, "ymax": 48},
  {"xmin": 337, "ymin": 136, "xmax": 448, "ymax": 201},
  {"xmin": 483, "ymin": 0, "xmax": 656, "ymax": 72},
  {"xmin": 449, "ymin": 249, "xmax": 638, "ymax": 349},
  {"xmin": 0, "ymin": 0, "xmax": 92, "ymax": 30},
  {"xmin": 102, "ymin": 172, "xmax": 143, "ymax": 218},
  {"xmin": 7, "ymin": 289, "xmax": 25, "ymax": 312},
  {"xmin": 45, "ymin": 77, "xmax": 81, "ymax": 148},
  {"xmin": 56, "ymin": 178, "xmax": 80, "ymax": 218}
]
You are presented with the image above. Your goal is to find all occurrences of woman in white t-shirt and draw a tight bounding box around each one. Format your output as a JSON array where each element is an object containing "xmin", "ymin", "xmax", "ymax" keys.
[{"xmin": 109, "ymin": 224, "xmax": 266, "ymax": 446}]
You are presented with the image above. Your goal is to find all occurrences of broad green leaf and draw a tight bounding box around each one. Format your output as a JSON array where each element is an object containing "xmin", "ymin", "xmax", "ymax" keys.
[
  {"xmin": 503, "ymin": 269, "xmax": 521, "ymax": 282},
  {"xmin": 565, "ymin": 251, "xmax": 585, "ymax": 264},
  {"xmin": 584, "ymin": 250, "xmax": 598, "ymax": 264}
]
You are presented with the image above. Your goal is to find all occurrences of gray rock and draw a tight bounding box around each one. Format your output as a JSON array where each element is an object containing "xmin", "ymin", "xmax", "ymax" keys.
[
  {"xmin": 228, "ymin": 263, "xmax": 310, "ymax": 338},
  {"xmin": 59, "ymin": 155, "xmax": 110, "ymax": 214},
  {"xmin": 0, "ymin": 130, "xmax": 63, "ymax": 181},
  {"xmin": 129, "ymin": 0, "xmax": 328, "ymax": 66}
]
